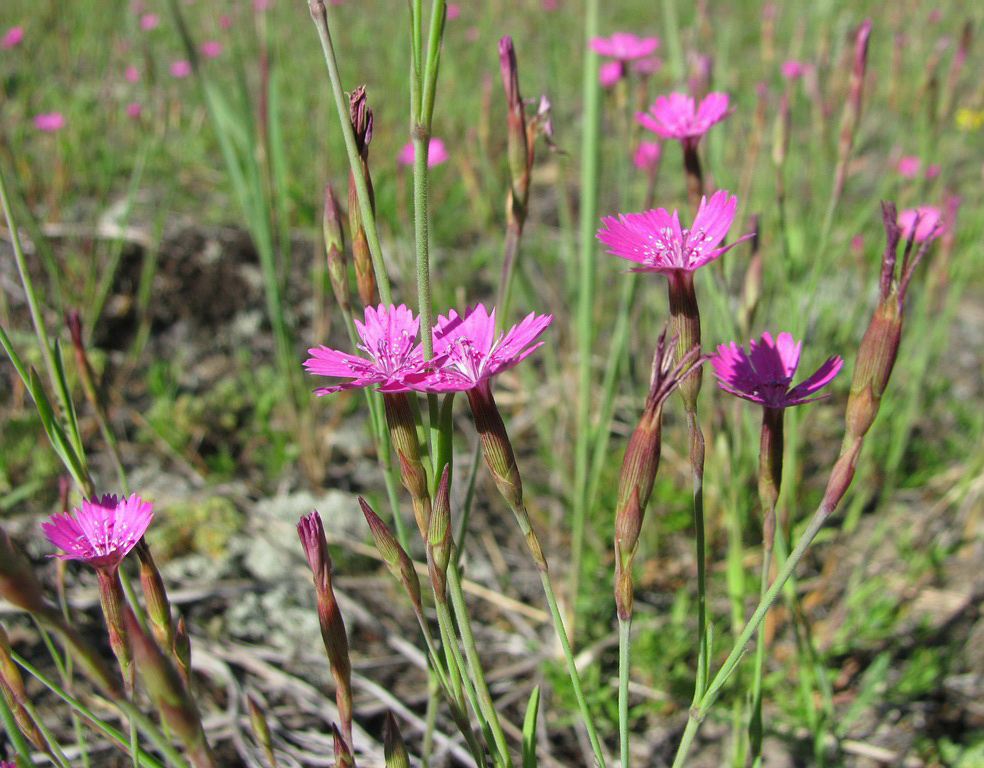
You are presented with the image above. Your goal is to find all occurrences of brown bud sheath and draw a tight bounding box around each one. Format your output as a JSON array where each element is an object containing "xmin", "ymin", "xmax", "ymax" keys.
[
  {"xmin": 96, "ymin": 567, "xmax": 134, "ymax": 693},
  {"xmin": 383, "ymin": 712, "xmax": 410, "ymax": 768},
  {"xmin": 125, "ymin": 610, "xmax": 217, "ymax": 768},
  {"xmin": 323, "ymin": 183, "xmax": 350, "ymax": 314},
  {"xmin": 832, "ymin": 19, "xmax": 871, "ymax": 202},
  {"xmin": 247, "ymin": 693, "xmax": 277, "ymax": 768},
  {"xmin": 427, "ymin": 466, "xmax": 452, "ymax": 596},
  {"xmin": 498, "ymin": 35, "xmax": 530, "ymax": 230},
  {"xmin": 135, "ymin": 538, "xmax": 174, "ymax": 652},
  {"xmin": 0, "ymin": 625, "xmax": 48, "ymax": 752},
  {"xmin": 348, "ymin": 85, "xmax": 376, "ymax": 308},
  {"xmin": 359, "ymin": 497, "xmax": 424, "ymax": 615},
  {"xmin": 297, "ymin": 511, "xmax": 353, "ymax": 748},
  {"xmin": 614, "ymin": 332, "xmax": 704, "ymax": 620},
  {"xmin": 382, "ymin": 393, "xmax": 431, "ymax": 538},
  {"xmin": 666, "ymin": 270, "xmax": 703, "ymax": 413}
]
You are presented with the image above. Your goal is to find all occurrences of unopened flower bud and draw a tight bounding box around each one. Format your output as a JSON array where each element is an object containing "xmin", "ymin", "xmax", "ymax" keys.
[
  {"xmin": 333, "ymin": 722, "xmax": 355, "ymax": 768},
  {"xmin": 359, "ymin": 498, "xmax": 423, "ymax": 613},
  {"xmin": 498, "ymin": 35, "xmax": 530, "ymax": 229},
  {"xmin": 324, "ymin": 184, "xmax": 349, "ymax": 313},
  {"xmin": 427, "ymin": 466, "xmax": 452, "ymax": 596},
  {"xmin": 96, "ymin": 568, "xmax": 134, "ymax": 693},
  {"xmin": 833, "ymin": 19, "xmax": 871, "ymax": 200},
  {"xmin": 173, "ymin": 615, "xmax": 192, "ymax": 688},
  {"xmin": 384, "ymin": 711, "xmax": 409, "ymax": 768},
  {"xmin": 348, "ymin": 85, "xmax": 376, "ymax": 307},
  {"xmin": 135, "ymin": 538, "xmax": 174, "ymax": 651},
  {"xmin": 247, "ymin": 693, "xmax": 276, "ymax": 767}
]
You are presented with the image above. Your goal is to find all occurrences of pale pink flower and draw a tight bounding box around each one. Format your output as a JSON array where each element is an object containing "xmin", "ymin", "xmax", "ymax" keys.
[
  {"xmin": 596, "ymin": 189, "xmax": 753, "ymax": 274},
  {"xmin": 598, "ymin": 60, "xmax": 623, "ymax": 88},
  {"xmin": 304, "ymin": 304, "xmax": 427, "ymax": 394},
  {"xmin": 126, "ymin": 102, "xmax": 142, "ymax": 119},
  {"xmin": 397, "ymin": 137, "xmax": 449, "ymax": 167},
  {"xmin": 897, "ymin": 206, "xmax": 942, "ymax": 242},
  {"xmin": 542, "ymin": 0, "xmax": 559, "ymax": 10},
  {"xmin": 637, "ymin": 92, "xmax": 732, "ymax": 146},
  {"xmin": 408, "ymin": 304, "xmax": 551, "ymax": 393},
  {"xmin": 780, "ymin": 59, "xmax": 807, "ymax": 79},
  {"xmin": 33, "ymin": 113, "xmax": 65, "ymax": 132},
  {"xmin": 139, "ymin": 13, "xmax": 160, "ymax": 30},
  {"xmin": 124, "ymin": 66, "xmax": 140, "ymax": 83},
  {"xmin": 169, "ymin": 59, "xmax": 192, "ymax": 78},
  {"xmin": 896, "ymin": 155, "xmax": 921, "ymax": 178},
  {"xmin": 632, "ymin": 55, "xmax": 661, "ymax": 76},
  {"xmin": 447, "ymin": 3, "xmax": 460, "ymax": 19},
  {"xmin": 42, "ymin": 494, "xmax": 154, "ymax": 569},
  {"xmin": 632, "ymin": 140, "xmax": 661, "ymax": 171},
  {"xmin": 589, "ymin": 33, "xmax": 658, "ymax": 61},
  {"xmin": 925, "ymin": 164, "xmax": 940, "ymax": 179},
  {"xmin": 254, "ymin": 0, "xmax": 271, "ymax": 11},
  {"xmin": 218, "ymin": 13, "xmax": 232, "ymax": 29},
  {"xmin": 711, "ymin": 332, "xmax": 843, "ymax": 408},
  {"xmin": 199, "ymin": 40, "xmax": 222, "ymax": 58},
  {"xmin": 1, "ymin": 26, "xmax": 24, "ymax": 50}
]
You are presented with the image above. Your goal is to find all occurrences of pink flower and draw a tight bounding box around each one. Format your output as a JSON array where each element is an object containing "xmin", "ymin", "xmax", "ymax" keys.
[
  {"xmin": 925, "ymin": 164, "xmax": 940, "ymax": 179},
  {"xmin": 254, "ymin": 0, "xmax": 270, "ymax": 11},
  {"xmin": 124, "ymin": 66, "xmax": 140, "ymax": 83},
  {"xmin": 927, "ymin": 8, "xmax": 942, "ymax": 23},
  {"xmin": 598, "ymin": 60, "xmax": 623, "ymax": 88},
  {"xmin": 711, "ymin": 332, "xmax": 843, "ymax": 408},
  {"xmin": 304, "ymin": 304, "xmax": 426, "ymax": 394},
  {"xmin": 596, "ymin": 189, "xmax": 753, "ymax": 274},
  {"xmin": 896, "ymin": 155, "xmax": 921, "ymax": 178},
  {"xmin": 126, "ymin": 102, "xmax": 142, "ymax": 119},
  {"xmin": 1, "ymin": 26, "xmax": 24, "ymax": 50},
  {"xmin": 409, "ymin": 304, "xmax": 551, "ymax": 393},
  {"xmin": 632, "ymin": 140, "xmax": 661, "ymax": 171},
  {"xmin": 397, "ymin": 138, "xmax": 449, "ymax": 167},
  {"xmin": 33, "ymin": 113, "xmax": 65, "ymax": 132},
  {"xmin": 632, "ymin": 55, "xmax": 661, "ymax": 76},
  {"xmin": 637, "ymin": 92, "xmax": 732, "ymax": 146},
  {"xmin": 447, "ymin": 3, "xmax": 460, "ymax": 19},
  {"xmin": 589, "ymin": 33, "xmax": 658, "ymax": 61},
  {"xmin": 218, "ymin": 13, "xmax": 232, "ymax": 29},
  {"xmin": 780, "ymin": 59, "xmax": 807, "ymax": 79},
  {"xmin": 897, "ymin": 206, "xmax": 942, "ymax": 242},
  {"xmin": 42, "ymin": 494, "xmax": 154, "ymax": 570},
  {"xmin": 169, "ymin": 59, "xmax": 192, "ymax": 78},
  {"xmin": 139, "ymin": 13, "xmax": 160, "ymax": 30},
  {"xmin": 542, "ymin": 0, "xmax": 560, "ymax": 9},
  {"xmin": 199, "ymin": 40, "xmax": 222, "ymax": 58}
]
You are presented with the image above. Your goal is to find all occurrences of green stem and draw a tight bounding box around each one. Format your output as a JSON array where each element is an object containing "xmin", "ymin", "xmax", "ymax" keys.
[
  {"xmin": 618, "ymin": 617, "xmax": 631, "ymax": 768},
  {"xmin": 748, "ymin": 540, "xmax": 772, "ymax": 768},
  {"xmin": 687, "ymin": 410, "xmax": 708, "ymax": 703},
  {"xmin": 447, "ymin": 555, "xmax": 513, "ymax": 768},
  {"xmin": 308, "ymin": 0, "xmax": 392, "ymax": 305},
  {"xmin": 570, "ymin": 0, "xmax": 602, "ymax": 643},
  {"xmin": 671, "ymin": 507, "xmax": 830, "ymax": 768}
]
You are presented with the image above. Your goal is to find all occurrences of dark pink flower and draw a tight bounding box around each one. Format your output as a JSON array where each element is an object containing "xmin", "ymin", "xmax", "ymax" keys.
[
  {"xmin": 42, "ymin": 494, "xmax": 154, "ymax": 569},
  {"xmin": 896, "ymin": 155, "xmax": 921, "ymax": 178},
  {"xmin": 304, "ymin": 304, "xmax": 426, "ymax": 394},
  {"xmin": 589, "ymin": 33, "xmax": 658, "ymax": 61},
  {"xmin": 1, "ymin": 26, "xmax": 24, "ymax": 50},
  {"xmin": 126, "ymin": 102, "xmax": 142, "ymax": 120},
  {"xmin": 711, "ymin": 332, "xmax": 842, "ymax": 408},
  {"xmin": 397, "ymin": 138, "xmax": 448, "ymax": 167},
  {"xmin": 596, "ymin": 189, "xmax": 753, "ymax": 274},
  {"xmin": 124, "ymin": 65, "xmax": 140, "ymax": 83},
  {"xmin": 169, "ymin": 59, "xmax": 191, "ymax": 78},
  {"xmin": 139, "ymin": 13, "xmax": 160, "ymax": 30},
  {"xmin": 632, "ymin": 140, "xmax": 661, "ymax": 171},
  {"xmin": 33, "ymin": 113, "xmax": 65, "ymax": 132},
  {"xmin": 409, "ymin": 304, "xmax": 551, "ymax": 393},
  {"xmin": 636, "ymin": 92, "xmax": 732, "ymax": 146},
  {"xmin": 199, "ymin": 40, "xmax": 222, "ymax": 58},
  {"xmin": 780, "ymin": 59, "xmax": 807, "ymax": 79},
  {"xmin": 897, "ymin": 206, "xmax": 942, "ymax": 242},
  {"xmin": 598, "ymin": 59, "xmax": 623, "ymax": 88}
]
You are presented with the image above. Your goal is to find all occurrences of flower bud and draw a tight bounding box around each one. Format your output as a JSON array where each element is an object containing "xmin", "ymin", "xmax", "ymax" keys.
[
  {"xmin": 833, "ymin": 20, "xmax": 871, "ymax": 200},
  {"xmin": 333, "ymin": 722, "xmax": 355, "ymax": 768},
  {"xmin": 359, "ymin": 498, "xmax": 423, "ymax": 613},
  {"xmin": 247, "ymin": 693, "xmax": 276, "ymax": 767},
  {"xmin": 498, "ymin": 35, "xmax": 530, "ymax": 230},
  {"xmin": 173, "ymin": 615, "xmax": 192, "ymax": 688},
  {"xmin": 135, "ymin": 538, "xmax": 174, "ymax": 651},
  {"xmin": 96, "ymin": 568, "xmax": 134, "ymax": 693},
  {"xmin": 427, "ymin": 466, "xmax": 452, "ymax": 596},
  {"xmin": 348, "ymin": 85, "xmax": 376, "ymax": 307},
  {"xmin": 384, "ymin": 712, "xmax": 409, "ymax": 768}
]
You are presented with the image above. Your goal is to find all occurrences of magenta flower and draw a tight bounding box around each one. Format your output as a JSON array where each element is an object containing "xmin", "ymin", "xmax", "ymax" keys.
[
  {"xmin": 597, "ymin": 189, "xmax": 753, "ymax": 274},
  {"xmin": 397, "ymin": 138, "xmax": 449, "ymax": 167},
  {"xmin": 589, "ymin": 33, "xmax": 658, "ymax": 61},
  {"xmin": 780, "ymin": 59, "xmax": 807, "ymax": 79},
  {"xmin": 896, "ymin": 155, "xmax": 921, "ymax": 178},
  {"xmin": 33, "ymin": 113, "xmax": 65, "ymax": 132},
  {"xmin": 42, "ymin": 494, "xmax": 154, "ymax": 569},
  {"xmin": 897, "ymin": 206, "xmax": 942, "ymax": 242},
  {"xmin": 447, "ymin": 3, "xmax": 460, "ymax": 19},
  {"xmin": 711, "ymin": 332, "xmax": 843, "ymax": 408},
  {"xmin": 632, "ymin": 140, "xmax": 661, "ymax": 171},
  {"xmin": 169, "ymin": 59, "xmax": 191, "ymax": 78},
  {"xmin": 1, "ymin": 26, "xmax": 24, "ymax": 50},
  {"xmin": 124, "ymin": 65, "xmax": 140, "ymax": 83},
  {"xmin": 126, "ymin": 102, "xmax": 142, "ymax": 120},
  {"xmin": 598, "ymin": 60, "xmax": 623, "ymax": 88},
  {"xmin": 409, "ymin": 304, "xmax": 551, "ymax": 393},
  {"xmin": 139, "ymin": 13, "xmax": 160, "ymax": 30},
  {"xmin": 218, "ymin": 13, "xmax": 232, "ymax": 29},
  {"xmin": 925, "ymin": 164, "xmax": 940, "ymax": 179},
  {"xmin": 199, "ymin": 40, "xmax": 222, "ymax": 58},
  {"xmin": 304, "ymin": 304, "xmax": 426, "ymax": 394},
  {"xmin": 636, "ymin": 92, "xmax": 732, "ymax": 147}
]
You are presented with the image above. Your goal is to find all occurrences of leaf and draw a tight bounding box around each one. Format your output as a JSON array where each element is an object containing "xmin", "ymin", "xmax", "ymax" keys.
[{"xmin": 522, "ymin": 684, "xmax": 540, "ymax": 768}]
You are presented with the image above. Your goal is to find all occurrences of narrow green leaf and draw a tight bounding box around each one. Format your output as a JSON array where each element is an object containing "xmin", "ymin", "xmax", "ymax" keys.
[{"xmin": 522, "ymin": 685, "xmax": 540, "ymax": 768}]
